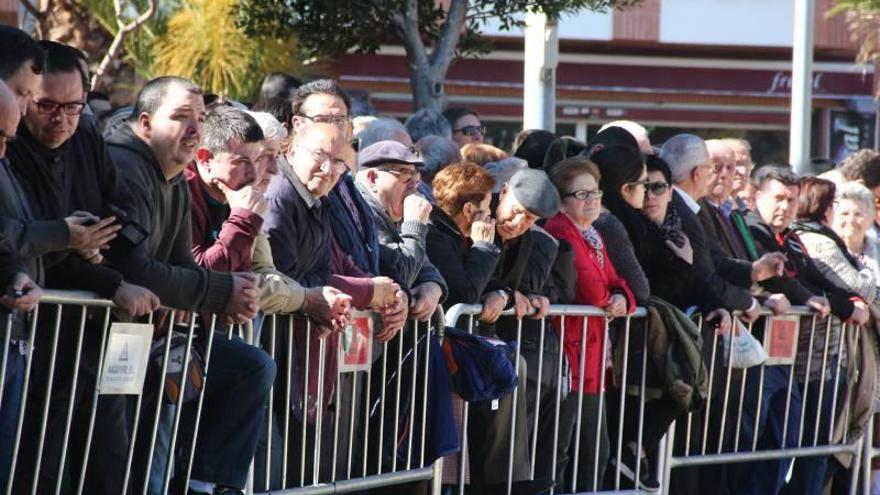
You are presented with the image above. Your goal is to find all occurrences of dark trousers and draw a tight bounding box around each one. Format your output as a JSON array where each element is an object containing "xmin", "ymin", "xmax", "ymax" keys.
[
  {"xmin": 467, "ymin": 355, "xmax": 531, "ymax": 486},
  {"xmin": 729, "ymin": 365, "xmax": 801, "ymax": 495},
  {"xmin": 0, "ymin": 346, "xmax": 24, "ymax": 492},
  {"xmin": 190, "ymin": 333, "xmax": 276, "ymax": 489},
  {"xmin": 780, "ymin": 373, "xmax": 845, "ymax": 495},
  {"xmin": 13, "ymin": 309, "xmax": 131, "ymax": 495}
]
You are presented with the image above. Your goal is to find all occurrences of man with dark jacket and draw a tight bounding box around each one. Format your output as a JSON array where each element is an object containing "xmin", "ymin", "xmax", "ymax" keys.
[
  {"xmin": 6, "ymin": 41, "xmax": 162, "ymax": 494},
  {"xmin": 0, "ymin": 79, "xmax": 41, "ymax": 494},
  {"xmin": 736, "ymin": 165, "xmax": 865, "ymax": 495},
  {"xmin": 106, "ymin": 76, "xmax": 269, "ymax": 495},
  {"xmin": 354, "ymin": 140, "xmax": 447, "ymax": 314}
]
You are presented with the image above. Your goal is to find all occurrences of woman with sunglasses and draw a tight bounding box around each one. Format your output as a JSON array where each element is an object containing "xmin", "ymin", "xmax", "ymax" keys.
[
  {"xmin": 593, "ymin": 147, "xmax": 708, "ymax": 491},
  {"xmin": 543, "ymin": 156, "xmax": 635, "ymax": 492}
]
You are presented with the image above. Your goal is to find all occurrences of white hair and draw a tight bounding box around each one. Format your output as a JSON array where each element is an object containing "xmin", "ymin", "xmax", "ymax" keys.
[
  {"xmin": 659, "ymin": 134, "xmax": 710, "ymax": 184},
  {"xmin": 837, "ymin": 181, "xmax": 877, "ymax": 219},
  {"xmin": 246, "ymin": 111, "xmax": 288, "ymax": 142}
]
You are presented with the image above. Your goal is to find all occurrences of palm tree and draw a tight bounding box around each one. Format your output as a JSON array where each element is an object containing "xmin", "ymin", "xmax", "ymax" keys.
[{"xmin": 151, "ymin": 0, "xmax": 300, "ymax": 102}]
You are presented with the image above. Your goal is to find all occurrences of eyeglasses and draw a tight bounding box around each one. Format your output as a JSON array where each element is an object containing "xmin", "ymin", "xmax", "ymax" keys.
[
  {"xmin": 0, "ymin": 129, "xmax": 15, "ymax": 143},
  {"xmin": 565, "ymin": 189, "xmax": 603, "ymax": 201},
  {"xmin": 453, "ymin": 125, "xmax": 486, "ymax": 137},
  {"xmin": 32, "ymin": 98, "xmax": 86, "ymax": 116},
  {"xmin": 377, "ymin": 167, "xmax": 420, "ymax": 184},
  {"xmin": 298, "ymin": 114, "xmax": 351, "ymax": 129},
  {"xmin": 643, "ymin": 181, "xmax": 670, "ymax": 196},
  {"xmin": 298, "ymin": 146, "xmax": 348, "ymax": 173}
]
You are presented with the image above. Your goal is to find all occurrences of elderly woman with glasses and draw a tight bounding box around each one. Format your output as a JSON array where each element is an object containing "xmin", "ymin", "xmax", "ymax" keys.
[{"xmin": 543, "ymin": 156, "xmax": 635, "ymax": 492}]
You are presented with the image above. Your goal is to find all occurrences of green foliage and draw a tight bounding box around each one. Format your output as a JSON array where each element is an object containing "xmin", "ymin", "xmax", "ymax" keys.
[
  {"xmin": 234, "ymin": 0, "xmax": 641, "ymax": 59},
  {"xmin": 151, "ymin": 0, "xmax": 299, "ymax": 101}
]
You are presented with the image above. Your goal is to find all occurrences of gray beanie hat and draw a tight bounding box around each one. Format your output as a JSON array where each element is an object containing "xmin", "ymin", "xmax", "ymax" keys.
[{"xmin": 507, "ymin": 168, "xmax": 560, "ymax": 218}]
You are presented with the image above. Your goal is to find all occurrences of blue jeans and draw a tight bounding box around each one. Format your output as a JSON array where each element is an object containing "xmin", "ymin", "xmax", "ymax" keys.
[
  {"xmin": 731, "ymin": 365, "xmax": 801, "ymax": 495},
  {"xmin": 0, "ymin": 346, "xmax": 23, "ymax": 492},
  {"xmin": 190, "ymin": 333, "xmax": 276, "ymax": 488},
  {"xmin": 781, "ymin": 372, "xmax": 845, "ymax": 495}
]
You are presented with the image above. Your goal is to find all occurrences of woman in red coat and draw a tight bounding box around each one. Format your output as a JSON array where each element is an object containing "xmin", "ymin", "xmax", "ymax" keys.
[{"xmin": 544, "ymin": 156, "xmax": 635, "ymax": 492}]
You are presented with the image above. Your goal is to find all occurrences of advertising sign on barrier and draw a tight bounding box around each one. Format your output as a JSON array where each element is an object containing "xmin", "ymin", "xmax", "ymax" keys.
[
  {"xmin": 762, "ymin": 315, "xmax": 800, "ymax": 365},
  {"xmin": 99, "ymin": 323, "xmax": 153, "ymax": 394},
  {"xmin": 339, "ymin": 316, "xmax": 373, "ymax": 372}
]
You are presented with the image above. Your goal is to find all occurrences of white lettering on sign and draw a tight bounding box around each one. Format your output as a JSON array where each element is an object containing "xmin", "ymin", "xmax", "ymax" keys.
[
  {"xmin": 99, "ymin": 323, "xmax": 153, "ymax": 395},
  {"xmin": 767, "ymin": 71, "xmax": 824, "ymax": 94}
]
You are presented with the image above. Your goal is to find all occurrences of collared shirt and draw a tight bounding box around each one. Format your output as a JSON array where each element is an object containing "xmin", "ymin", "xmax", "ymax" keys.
[{"xmin": 673, "ymin": 185, "xmax": 701, "ymax": 214}]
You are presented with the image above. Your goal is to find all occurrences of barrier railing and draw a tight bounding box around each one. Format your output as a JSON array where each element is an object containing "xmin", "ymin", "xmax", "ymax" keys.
[
  {"xmin": 0, "ymin": 292, "xmax": 874, "ymax": 495},
  {"xmin": 252, "ymin": 311, "xmax": 443, "ymax": 494},
  {"xmin": 0, "ymin": 290, "xmax": 445, "ymax": 495},
  {"xmin": 445, "ymin": 303, "xmax": 650, "ymax": 495},
  {"xmin": 445, "ymin": 303, "xmax": 875, "ymax": 495},
  {"xmin": 663, "ymin": 308, "xmax": 867, "ymax": 495}
]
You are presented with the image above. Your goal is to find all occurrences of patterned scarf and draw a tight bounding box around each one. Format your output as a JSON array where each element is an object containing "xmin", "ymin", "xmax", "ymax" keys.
[{"xmin": 575, "ymin": 222, "xmax": 605, "ymax": 269}]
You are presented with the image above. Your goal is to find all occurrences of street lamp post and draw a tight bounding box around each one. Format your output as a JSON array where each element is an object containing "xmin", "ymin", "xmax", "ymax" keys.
[{"xmin": 790, "ymin": 0, "xmax": 815, "ymax": 175}]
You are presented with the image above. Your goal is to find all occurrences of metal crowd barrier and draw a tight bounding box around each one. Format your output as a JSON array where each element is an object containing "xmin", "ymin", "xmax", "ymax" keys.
[
  {"xmin": 444, "ymin": 303, "xmax": 877, "ymax": 495},
  {"xmin": 252, "ymin": 311, "xmax": 442, "ymax": 494},
  {"xmin": 0, "ymin": 290, "xmax": 445, "ymax": 495},
  {"xmin": 662, "ymin": 307, "xmax": 867, "ymax": 495},
  {"xmin": 0, "ymin": 291, "xmax": 876, "ymax": 495}
]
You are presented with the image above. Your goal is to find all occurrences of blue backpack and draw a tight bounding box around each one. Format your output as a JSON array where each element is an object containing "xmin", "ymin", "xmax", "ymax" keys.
[{"xmin": 441, "ymin": 326, "xmax": 519, "ymax": 402}]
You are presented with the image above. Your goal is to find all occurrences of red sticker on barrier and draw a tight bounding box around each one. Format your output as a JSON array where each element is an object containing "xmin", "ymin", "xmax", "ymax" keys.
[
  {"xmin": 339, "ymin": 316, "xmax": 373, "ymax": 372},
  {"xmin": 763, "ymin": 315, "xmax": 800, "ymax": 366}
]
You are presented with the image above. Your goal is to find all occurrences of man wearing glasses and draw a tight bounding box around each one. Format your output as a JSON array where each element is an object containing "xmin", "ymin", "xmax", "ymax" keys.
[
  {"xmin": 444, "ymin": 107, "xmax": 485, "ymax": 148},
  {"xmin": 354, "ymin": 140, "xmax": 447, "ymax": 320},
  {"xmin": 6, "ymin": 41, "xmax": 160, "ymax": 494}
]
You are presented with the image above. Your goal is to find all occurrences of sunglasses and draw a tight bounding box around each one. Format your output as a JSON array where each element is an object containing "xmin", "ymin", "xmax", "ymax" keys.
[
  {"xmin": 643, "ymin": 181, "xmax": 670, "ymax": 196},
  {"xmin": 453, "ymin": 125, "xmax": 486, "ymax": 137}
]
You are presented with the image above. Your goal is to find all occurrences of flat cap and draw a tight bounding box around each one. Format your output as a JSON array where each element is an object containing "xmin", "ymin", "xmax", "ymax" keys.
[
  {"xmin": 508, "ymin": 168, "xmax": 560, "ymax": 218},
  {"xmin": 358, "ymin": 140, "xmax": 424, "ymax": 169}
]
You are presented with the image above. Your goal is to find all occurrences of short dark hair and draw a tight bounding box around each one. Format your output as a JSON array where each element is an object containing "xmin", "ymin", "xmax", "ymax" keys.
[
  {"xmin": 290, "ymin": 79, "xmax": 351, "ymax": 116},
  {"xmin": 38, "ymin": 40, "xmax": 90, "ymax": 92},
  {"xmin": 839, "ymin": 149, "xmax": 880, "ymax": 190},
  {"xmin": 201, "ymin": 106, "xmax": 264, "ymax": 154},
  {"xmin": 259, "ymin": 72, "xmax": 301, "ymax": 101},
  {"xmin": 0, "ymin": 26, "xmax": 43, "ymax": 80},
  {"xmin": 796, "ymin": 176, "xmax": 836, "ymax": 223},
  {"xmin": 443, "ymin": 107, "xmax": 479, "ymax": 129},
  {"xmin": 752, "ymin": 164, "xmax": 799, "ymax": 189},
  {"xmin": 130, "ymin": 76, "xmax": 203, "ymax": 120},
  {"xmin": 252, "ymin": 96, "xmax": 293, "ymax": 127},
  {"xmin": 646, "ymin": 155, "xmax": 673, "ymax": 185}
]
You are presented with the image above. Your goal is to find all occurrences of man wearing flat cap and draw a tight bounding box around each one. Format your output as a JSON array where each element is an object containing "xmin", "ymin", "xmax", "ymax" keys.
[
  {"xmin": 473, "ymin": 167, "xmax": 561, "ymax": 491},
  {"xmin": 355, "ymin": 140, "xmax": 447, "ymax": 320}
]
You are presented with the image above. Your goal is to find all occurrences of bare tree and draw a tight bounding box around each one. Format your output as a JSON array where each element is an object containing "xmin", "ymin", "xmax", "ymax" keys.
[{"xmin": 91, "ymin": 0, "xmax": 156, "ymax": 90}]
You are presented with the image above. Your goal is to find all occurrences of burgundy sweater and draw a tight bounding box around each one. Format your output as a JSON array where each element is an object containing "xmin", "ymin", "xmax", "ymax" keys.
[{"xmin": 185, "ymin": 162, "xmax": 263, "ymax": 272}]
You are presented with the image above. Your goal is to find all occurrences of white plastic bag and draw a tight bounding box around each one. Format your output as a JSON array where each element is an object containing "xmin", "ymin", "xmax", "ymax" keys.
[{"xmin": 722, "ymin": 320, "xmax": 768, "ymax": 368}]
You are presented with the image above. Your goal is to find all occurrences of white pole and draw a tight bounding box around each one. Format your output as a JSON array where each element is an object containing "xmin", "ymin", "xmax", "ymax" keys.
[
  {"xmin": 523, "ymin": 12, "xmax": 559, "ymax": 131},
  {"xmin": 790, "ymin": 0, "xmax": 815, "ymax": 175}
]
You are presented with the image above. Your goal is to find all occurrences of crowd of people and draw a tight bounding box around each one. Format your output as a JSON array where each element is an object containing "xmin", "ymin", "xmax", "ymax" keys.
[{"xmin": 2, "ymin": 24, "xmax": 880, "ymax": 495}]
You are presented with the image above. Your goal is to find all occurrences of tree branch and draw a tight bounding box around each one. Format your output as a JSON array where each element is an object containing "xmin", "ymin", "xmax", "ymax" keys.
[
  {"xmin": 393, "ymin": 0, "xmax": 430, "ymax": 70},
  {"xmin": 91, "ymin": 0, "xmax": 156, "ymax": 90},
  {"xmin": 429, "ymin": 0, "xmax": 468, "ymax": 71}
]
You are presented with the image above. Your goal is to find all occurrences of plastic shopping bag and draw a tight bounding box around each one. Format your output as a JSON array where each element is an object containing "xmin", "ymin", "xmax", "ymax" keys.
[{"xmin": 721, "ymin": 320, "xmax": 768, "ymax": 368}]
